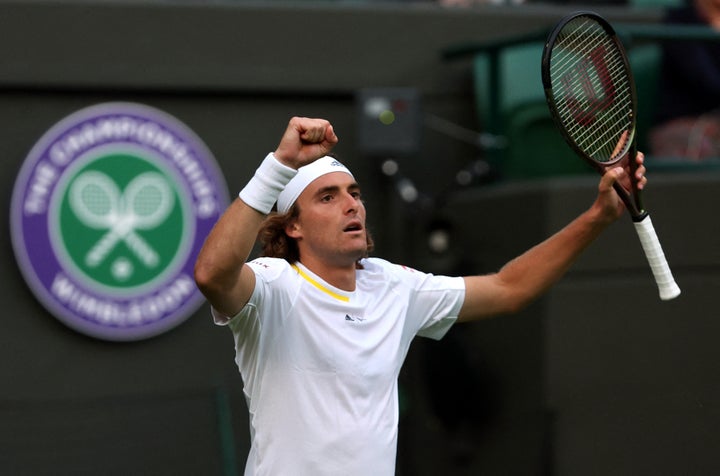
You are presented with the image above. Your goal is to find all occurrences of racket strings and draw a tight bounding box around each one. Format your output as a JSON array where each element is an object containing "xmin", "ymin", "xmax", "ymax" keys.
[
  {"xmin": 564, "ymin": 68, "xmax": 632, "ymax": 159},
  {"xmin": 549, "ymin": 18, "xmax": 633, "ymax": 163},
  {"xmin": 555, "ymin": 55, "xmax": 631, "ymax": 154}
]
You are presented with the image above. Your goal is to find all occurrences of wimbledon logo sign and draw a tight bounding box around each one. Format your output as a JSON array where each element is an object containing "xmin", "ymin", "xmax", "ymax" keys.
[{"xmin": 10, "ymin": 102, "xmax": 229, "ymax": 341}]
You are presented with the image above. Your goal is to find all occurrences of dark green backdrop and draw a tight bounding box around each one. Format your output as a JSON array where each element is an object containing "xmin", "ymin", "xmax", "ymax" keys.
[{"xmin": 3, "ymin": 2, "xmax": 718, "ymax": 475}]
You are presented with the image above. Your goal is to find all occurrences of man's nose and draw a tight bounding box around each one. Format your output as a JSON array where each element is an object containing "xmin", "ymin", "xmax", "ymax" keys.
[{"xmin": 343, "ymin": 193, "xmax": 359, "ymax": 213}]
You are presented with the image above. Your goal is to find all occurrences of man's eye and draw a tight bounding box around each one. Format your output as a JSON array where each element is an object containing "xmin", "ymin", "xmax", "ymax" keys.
[{"xmin": 321, "ymin": 195, "xmax": 333, "ymax": 202}]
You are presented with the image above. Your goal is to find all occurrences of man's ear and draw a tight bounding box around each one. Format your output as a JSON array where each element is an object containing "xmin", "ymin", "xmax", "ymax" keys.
[{"xmin": 285, "ymin": 219, "xmax": 301, "ymax": 239}]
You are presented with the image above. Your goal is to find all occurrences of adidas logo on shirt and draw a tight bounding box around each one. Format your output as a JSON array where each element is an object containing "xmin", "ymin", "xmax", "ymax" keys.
[{"xmin": 345, "ymin": 314, "xmax": 365, "ymax": 322}]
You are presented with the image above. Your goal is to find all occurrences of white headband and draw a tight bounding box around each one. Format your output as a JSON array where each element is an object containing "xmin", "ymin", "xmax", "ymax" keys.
[{"xmin": 277, "ymin": 156, "xmax": 354, "ymax": 214}]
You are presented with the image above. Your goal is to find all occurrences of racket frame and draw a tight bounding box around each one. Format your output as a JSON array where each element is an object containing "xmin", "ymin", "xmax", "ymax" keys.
[
  {"xmin": 541, "ymin": 11, "xmax": 680, "ymax": 300},
  {"xmin": 541, "ymin": 10, "xmax": 645, "ymax": 220}
]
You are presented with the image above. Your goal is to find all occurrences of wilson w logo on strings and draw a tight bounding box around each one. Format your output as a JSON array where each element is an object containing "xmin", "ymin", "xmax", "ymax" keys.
[{"xmin": 559, "ymin": 44, "xmax": 618, "ymax": 127}]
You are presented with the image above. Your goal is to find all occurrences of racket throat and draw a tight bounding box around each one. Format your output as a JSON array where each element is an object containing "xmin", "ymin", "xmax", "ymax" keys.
[
  {"xmin": 612, "ymin": 181, "xmax": 646, "ymax": 220},
  {"xmin": 631, "ymin": 210, "xmax": 649, "ymax": 223}
]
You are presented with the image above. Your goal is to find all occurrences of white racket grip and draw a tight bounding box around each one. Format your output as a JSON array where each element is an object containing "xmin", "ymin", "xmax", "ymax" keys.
[{"xmin": 633, "ymin": 215, "xmax": 681, "ymax": 301}]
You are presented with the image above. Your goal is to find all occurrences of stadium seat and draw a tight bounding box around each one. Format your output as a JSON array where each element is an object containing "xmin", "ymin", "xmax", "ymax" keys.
[
  {"xmin": 471, "ymin": 40, "xmax": 588, "ymax": 179},
  {"xmin": 469, "ymin": 37, "xmax": 668, "ymax": 179}
]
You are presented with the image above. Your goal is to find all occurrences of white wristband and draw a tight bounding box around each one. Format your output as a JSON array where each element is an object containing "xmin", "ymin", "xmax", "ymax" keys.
[{"xmin": 239, "ymin": 153, "xmax": 297, "ymax": 214}]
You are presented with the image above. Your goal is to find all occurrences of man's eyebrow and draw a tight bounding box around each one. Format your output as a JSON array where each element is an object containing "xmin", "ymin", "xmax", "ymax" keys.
[
  {"xmin": 315, "ymin": 185, "xmax": 340, "ymax": 196},
  {"xmin": 315, "ymin": 182, "xmax": 361, "ymax": 196}
]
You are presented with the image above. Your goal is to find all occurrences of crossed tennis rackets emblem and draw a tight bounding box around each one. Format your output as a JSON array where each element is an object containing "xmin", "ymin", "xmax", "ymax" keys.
[{"xmin": 68, "ymin": 171, "xmax": 175, "ymax": 269}]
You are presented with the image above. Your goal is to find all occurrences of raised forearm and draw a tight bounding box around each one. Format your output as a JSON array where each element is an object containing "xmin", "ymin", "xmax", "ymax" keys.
[
  {"xmin": 499, "ymin": 205, "xmax": 611, "ymax": 306},
  {"xmin": 193, "ymin": 117, "xmax": 339, "ymax": 315},
  {"xmin": 459, "ymin": 165, "xmax": 640, "ymax": 321},
  {"xmin": 459, "ymin": 205, "xmax": 613, "ymax": 320}
]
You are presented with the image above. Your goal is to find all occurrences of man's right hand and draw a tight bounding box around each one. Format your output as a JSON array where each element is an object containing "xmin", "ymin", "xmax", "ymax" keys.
[{"xmin": 273, "ymin": 117, "xmax": 339, "ymax": 169}]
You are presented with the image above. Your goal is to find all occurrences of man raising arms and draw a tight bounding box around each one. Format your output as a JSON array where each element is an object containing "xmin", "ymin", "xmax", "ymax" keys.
[{"xmin": 194, "ymin": 116, "xmax": 646, "ymax": 475}]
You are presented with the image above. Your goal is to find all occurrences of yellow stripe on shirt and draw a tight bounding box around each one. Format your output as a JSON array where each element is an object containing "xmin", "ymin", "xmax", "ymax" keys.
[{"xmin": 291, "ymin": 264, "xmax": 350, "ymax": 302}]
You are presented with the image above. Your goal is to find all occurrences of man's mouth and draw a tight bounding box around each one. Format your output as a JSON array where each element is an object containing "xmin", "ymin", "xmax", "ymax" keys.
[{"xmin": 343, "ymin": 222, "xmax": 363, "ymax": 233}]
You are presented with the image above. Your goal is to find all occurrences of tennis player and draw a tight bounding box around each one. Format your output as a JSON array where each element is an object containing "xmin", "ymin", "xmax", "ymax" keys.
[{"xmin": 194, "ymin": 116, "xmax": 647, "ymax": 475}]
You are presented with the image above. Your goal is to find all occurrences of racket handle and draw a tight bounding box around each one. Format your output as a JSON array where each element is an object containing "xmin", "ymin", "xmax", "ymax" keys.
[{"xmin": 633, "ymin": 215, "xmax": 681, "ymax": 301}]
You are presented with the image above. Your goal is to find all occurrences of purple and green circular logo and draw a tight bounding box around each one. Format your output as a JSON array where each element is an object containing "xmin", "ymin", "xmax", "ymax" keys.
[{"xmin": 11, "ymin": 102, "xmax": 229, "ymax": 341}]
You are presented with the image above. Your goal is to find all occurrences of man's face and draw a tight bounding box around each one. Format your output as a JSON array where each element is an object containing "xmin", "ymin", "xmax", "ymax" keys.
[{"xmin": 288, "ymin": 172, "xmax": 368, "ymax": 267}]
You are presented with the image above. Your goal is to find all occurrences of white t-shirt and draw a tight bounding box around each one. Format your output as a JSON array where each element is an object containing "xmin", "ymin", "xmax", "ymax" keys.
[{"xmin": 214, "ymin": 257, "xmax": 465, "ymax": 476}]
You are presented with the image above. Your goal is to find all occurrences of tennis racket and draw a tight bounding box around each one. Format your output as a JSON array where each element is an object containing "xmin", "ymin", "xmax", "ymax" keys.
[{"xmin": 541, "ymin": 11, "xmax": 681, "ymax": 301}]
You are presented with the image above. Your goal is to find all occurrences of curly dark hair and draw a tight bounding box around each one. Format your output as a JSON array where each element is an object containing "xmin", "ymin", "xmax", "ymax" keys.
[
  {"xmin": 257, "ymin": 206, "xmax": 302, "ymax": 263},
  {"xmin": 257, "ymin": 204, "xmax": 374, "ymax": 264}
]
